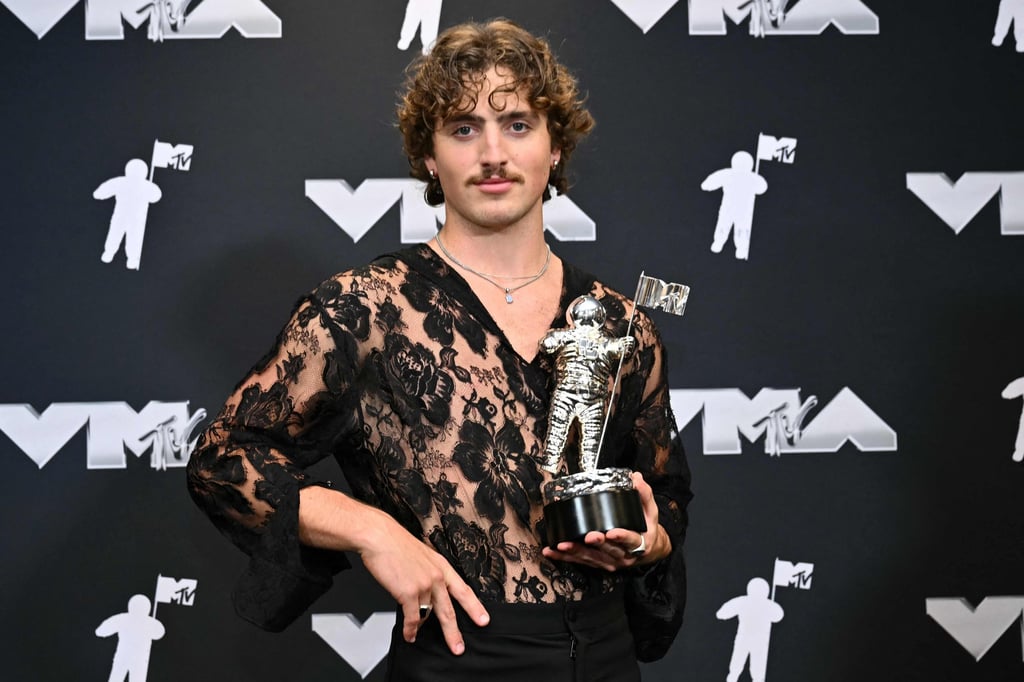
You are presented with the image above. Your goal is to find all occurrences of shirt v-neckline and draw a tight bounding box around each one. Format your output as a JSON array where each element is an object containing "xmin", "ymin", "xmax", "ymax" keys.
[{"xmin": 394, "ymin": 244, "xmax": 587, "ymax": 366}]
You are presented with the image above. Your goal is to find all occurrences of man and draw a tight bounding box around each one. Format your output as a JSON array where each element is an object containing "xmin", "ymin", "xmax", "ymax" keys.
[{"xmin": 187, "ymin": 18, "xmax": 691, "ymax": 680}]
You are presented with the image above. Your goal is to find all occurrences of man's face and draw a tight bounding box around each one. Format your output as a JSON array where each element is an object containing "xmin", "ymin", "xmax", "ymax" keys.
[{"xmin": 426, "ymin": 66, "xmax": 560, "ymax": 233}]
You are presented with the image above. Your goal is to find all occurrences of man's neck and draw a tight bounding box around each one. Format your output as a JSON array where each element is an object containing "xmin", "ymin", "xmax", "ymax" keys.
[{"xmin": 434, "ymin": 215, "xmax": 550, "ymax": 277}]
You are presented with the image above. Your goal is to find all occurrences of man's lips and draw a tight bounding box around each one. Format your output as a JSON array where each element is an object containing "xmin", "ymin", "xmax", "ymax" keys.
[
  {"xmin": 476, "ymin": 178, "xmax": 514, "ymax": 193},
  {"xmin": 471, "ymin": 174, "xmax": 522, "ymax": 193}
]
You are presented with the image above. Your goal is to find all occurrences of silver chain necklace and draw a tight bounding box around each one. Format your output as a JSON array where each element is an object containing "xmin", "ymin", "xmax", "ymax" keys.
[{"xmin": 434, "ymin": 231, "xmax": 551, "ymax": 304}]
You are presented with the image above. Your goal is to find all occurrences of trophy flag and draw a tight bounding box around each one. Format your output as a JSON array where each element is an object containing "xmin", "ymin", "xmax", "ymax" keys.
[
  {"xmin": 635, "ymin": 274, "xmax": 690, "ymax": 317},
  {"xmin": 596, "ymin": 271, "xmax": 690, "ymax": 460}
]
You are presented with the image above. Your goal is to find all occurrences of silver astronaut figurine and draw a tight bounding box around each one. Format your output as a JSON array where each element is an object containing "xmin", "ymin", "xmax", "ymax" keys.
[
  {"xmin": 541, "ymin": 295, "xmax": 634, "ymax": 473},
  {"xmin": 539, "ymin": 295, "xmax": 647, "ymax": 545}
]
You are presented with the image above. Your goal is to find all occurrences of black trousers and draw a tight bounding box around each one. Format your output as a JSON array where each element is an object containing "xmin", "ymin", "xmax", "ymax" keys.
[{"xmin": 385, "ymin": 591, "xmax": 642, "ymax": 682}]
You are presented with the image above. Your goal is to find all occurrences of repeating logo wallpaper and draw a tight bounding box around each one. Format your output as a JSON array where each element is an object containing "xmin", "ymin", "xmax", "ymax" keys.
[{"xmin": 0, "ymin": 2, "xmax": 1021, "ymax": 681}]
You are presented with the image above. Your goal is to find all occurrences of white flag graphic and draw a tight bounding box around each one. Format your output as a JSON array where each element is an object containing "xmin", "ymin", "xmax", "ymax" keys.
[
  {"xmin": 772, "ymin": 559, "xmax": 813, "ymax": 590},
  {"xmin": 756, "ymin": 134, "xmax": 797, "ymax": 164},
  {"xmin": 151, "ymin": 140, "xmax": 194, "ymax": 171},
  {"xmin": 154, "ymin": 575, "xmax": 197, "ymax": 606}
]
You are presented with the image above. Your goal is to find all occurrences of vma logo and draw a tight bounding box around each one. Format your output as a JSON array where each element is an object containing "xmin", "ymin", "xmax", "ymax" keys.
[
  {"xmin": 0, "ymin": 401, "xmax": 206, "ymax": 470},
  {"xmin": 312, "ymin": 612, "xmax": 394, "ymax": 679},
  {"xmin": 608, "ymin": 0, "xmax": 878, "ymax": 35},
  {"xmin": 670, "ymin": 387, "xmax": 897, "ymax": 455},
  {"xmin": 305, "ymin": 179, "xmax": 596, "ymax": 243},
  {"xmin": 1, "ymin": 0, "xmax": 281, "ymax": 41},
  {"xmin": 928, "ymin": 596, "xmax": 1024, "ymax": 662},
  {"xmin": 907, "ymin": 172, "xmax": 1024, "ymax": 236}
]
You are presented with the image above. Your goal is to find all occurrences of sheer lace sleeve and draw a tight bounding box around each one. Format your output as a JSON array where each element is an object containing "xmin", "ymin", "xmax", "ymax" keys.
[
  {"xmin": 186, "ymin": 284, "xmax": 366, "ymax": 630},
  {"xmin": 595, "ymin": 293, "xmax": 692, "ymax": 540},
  {"xmin": 628, "ymin": 311, "xmax": 691, "ymax": 547},
  {"xmin": 602, "ymin": 297, "xmax": 693, "ymax": 661}
]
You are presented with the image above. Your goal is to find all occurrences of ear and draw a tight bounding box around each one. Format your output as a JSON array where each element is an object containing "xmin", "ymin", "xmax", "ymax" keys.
[{"xmin": 424, "ymin": 155, "xmax": 436, "ymax": 175}]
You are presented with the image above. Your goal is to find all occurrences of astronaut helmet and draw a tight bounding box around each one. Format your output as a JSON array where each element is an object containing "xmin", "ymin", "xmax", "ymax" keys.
[{"xmin": 567, "ymin": 295, "xmax": 606, "ymax": 328}]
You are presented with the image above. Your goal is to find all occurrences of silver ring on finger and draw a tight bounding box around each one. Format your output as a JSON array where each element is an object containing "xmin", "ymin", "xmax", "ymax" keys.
[
  {"xmin": 419, "ymin": 604, "xmax": 432, "ymax": 619},
  {"xmin": 629, "ymin": 534, "xmax": 647, "ymax": 557}
]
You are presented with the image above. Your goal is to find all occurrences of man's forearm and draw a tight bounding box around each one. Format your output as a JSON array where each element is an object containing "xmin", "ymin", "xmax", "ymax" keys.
[{"xmin": 298, "ymin": 485, "xmax": 396, "ymax": 555}]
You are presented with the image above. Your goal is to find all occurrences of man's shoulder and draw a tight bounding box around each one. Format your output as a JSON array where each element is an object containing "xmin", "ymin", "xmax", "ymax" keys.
[
  {"xmin": 302, "ymin": 251, "xmax": 412, "ymax": 306},
  {"xmin": 319, "ymin": 247, "xmax": 422, "ymax": 285}
]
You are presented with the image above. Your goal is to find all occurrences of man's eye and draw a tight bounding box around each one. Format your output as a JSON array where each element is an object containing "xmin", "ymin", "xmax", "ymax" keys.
[
  {"xmin": 510, "ymin": 121, "xmax": 529, "ymax": 132},
  {"xmin": 454, "ymin": 125, "xmax": 473, "ymax": 136}
]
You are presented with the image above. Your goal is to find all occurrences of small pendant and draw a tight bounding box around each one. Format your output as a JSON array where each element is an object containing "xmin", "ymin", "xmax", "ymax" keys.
[{"xmin": 505, "ymin": 289, "xmax": 514, "ymax": 304}]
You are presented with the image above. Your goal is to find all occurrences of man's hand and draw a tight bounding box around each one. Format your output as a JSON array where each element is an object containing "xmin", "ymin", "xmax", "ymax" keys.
[
  {"xmin": 541, "ymin": 472, "xmax": 671, "ymax": 571},
  {"xmin": 358, "ymin": 522, "xmax": 490, "ymax": 654},
  {"xmin": 298, "ymin": 487, "xmax": 489, "ymax": 656}
]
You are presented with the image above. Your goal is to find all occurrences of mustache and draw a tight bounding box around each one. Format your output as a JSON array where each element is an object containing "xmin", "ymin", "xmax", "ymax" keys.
[{"xmin": 466, "ymin": 167, "xmax": 525, "ymax": 186}]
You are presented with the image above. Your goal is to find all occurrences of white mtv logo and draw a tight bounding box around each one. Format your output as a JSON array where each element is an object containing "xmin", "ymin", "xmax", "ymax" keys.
[
  {"xmin": 1, "ymin": 0, "xmax": 281, "ymax": 40},
  {"xmin": 670, "ymin": 387, "xmax": 897, "ymax": 455},
  {"xmin": 608, "ymin": 0, "xmax": 879, "ymax": 34},
  {"xmin": 907, "ymin": 172, "xmax": 1024, "ymax": 236},
  {"xmin": 305, "ymin": 179, "xmax": 596, "ymax": 243},
  {"xmin": 312, "ymin": 612, "xmax": 394, "ymax": 679},
  {"xmin": 927, "ymin": 597, "xmax": 1024, "ymax": 662},
  {"xmin": 0, "ymin": 401, "xmax": 206, "ymax": 469}
]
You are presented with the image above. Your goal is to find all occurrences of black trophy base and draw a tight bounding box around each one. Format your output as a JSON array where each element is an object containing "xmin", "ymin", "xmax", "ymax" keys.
[{"xmin": 543, "ymin": 488, "xmax": 647, "ymax": 546}]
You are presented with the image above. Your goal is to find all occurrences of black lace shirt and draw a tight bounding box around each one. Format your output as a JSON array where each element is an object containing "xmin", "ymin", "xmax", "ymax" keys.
[{"xmin": 187, "ymin": 245, "xmax": 691, "ymax": 639}]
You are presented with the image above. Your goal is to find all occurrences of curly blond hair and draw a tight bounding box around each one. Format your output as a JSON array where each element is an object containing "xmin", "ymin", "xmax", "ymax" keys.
[{"xmin": 397, "ymin": 19, "xmax": 595, "ymax": 206}]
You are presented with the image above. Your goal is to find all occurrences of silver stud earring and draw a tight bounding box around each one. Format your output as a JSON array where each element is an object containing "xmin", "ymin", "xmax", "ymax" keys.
[{"xmin": 428, "ymin": 168, "xmax": 437, "ymax": 179}]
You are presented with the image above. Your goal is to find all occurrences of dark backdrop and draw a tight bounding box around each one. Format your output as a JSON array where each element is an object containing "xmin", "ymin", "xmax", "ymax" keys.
[{"xmin": 1, "ymin": 2, "xmax": 1022, "ymax": 680}]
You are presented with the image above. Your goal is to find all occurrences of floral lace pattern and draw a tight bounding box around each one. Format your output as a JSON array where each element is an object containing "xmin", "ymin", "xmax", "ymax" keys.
[{"xmin": 187, "ymin": 244, "xmax": 691, "ymax": 626}]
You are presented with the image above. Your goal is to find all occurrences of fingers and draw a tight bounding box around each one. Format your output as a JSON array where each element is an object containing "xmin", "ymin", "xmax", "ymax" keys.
[
  {"xmin": 400, "ymin": 560, "xmax": 490, "ymax": 657},
  {"xmin": 604, "ymin": 527, "xmax": 647, "ymax": 558},
  {"xmin": 542, "ymin": 531, "xmax": 637, "ymax": 571},
  {"xmin": 355, "ymin": 515, "xmax": 489, "ymax": 655},
  {"xmin": 631, "ymin": 471, "xmax": 655, "ymax": 507},
  {"xmin": 446, "ymin": 570, "xmax": 490, "ymax": 629},
  {"xmin": 542, "ymin": 546, "xmax": 618, "ymax": 571},
  {"xmin": 428, "ymin": 585, "xmax": 466, "ymax": 656},
  {"xmin": 401, "ymin": 590, "xmax": 434, "ymax": 644}
]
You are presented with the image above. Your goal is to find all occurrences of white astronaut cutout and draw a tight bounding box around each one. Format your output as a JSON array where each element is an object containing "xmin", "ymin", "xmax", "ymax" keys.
[
  {"xmin": 94, "ymin": 159, "xmax": 162, "ymax": 271},
  {"xmin": 703, "ymin": 151, "xmax": 768, "ymax": 261},
  {"xmin": 397, "ymin": 0, "xmax": 443, "ymax": 55},
  {"xmin": 993, "ymin": 0, "xmax": 1024, "ymax": 51}
]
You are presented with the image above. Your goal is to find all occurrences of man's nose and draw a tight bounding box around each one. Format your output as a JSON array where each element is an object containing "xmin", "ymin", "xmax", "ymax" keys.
[{"xmin": 479, "ymin": 126, "xmax": 507, "ymax": 168}]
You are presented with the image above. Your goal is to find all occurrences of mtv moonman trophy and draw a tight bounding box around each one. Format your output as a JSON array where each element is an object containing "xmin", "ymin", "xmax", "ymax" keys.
[{"xmin": 539, "ymin": 278, "xmax": 689, "ymax": 547}]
